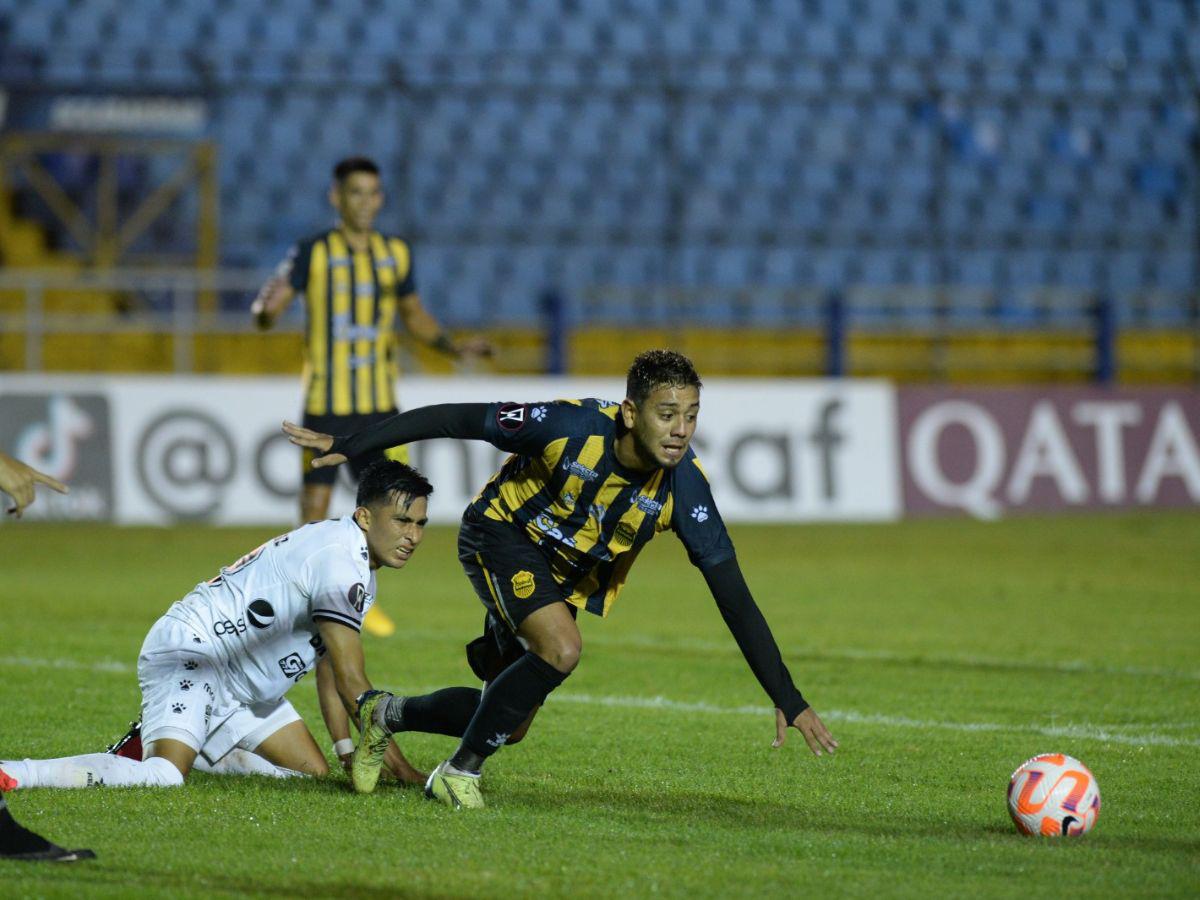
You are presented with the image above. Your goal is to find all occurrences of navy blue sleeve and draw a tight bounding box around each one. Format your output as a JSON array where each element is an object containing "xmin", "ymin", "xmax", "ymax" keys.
[
  {"xmin": 285, "ymin": 239, "xmax": 313, "ymax": 293},
  {"xmin": 481, "ymin": 400, "xmax": 580, "ymax": 455},
  {"xmin": 395, "ymin": 242, "xmax": 416, "ymax": 296},
  {"xmin": 669, "ymin": 452, "xmax": 735, "ymax": 569}
]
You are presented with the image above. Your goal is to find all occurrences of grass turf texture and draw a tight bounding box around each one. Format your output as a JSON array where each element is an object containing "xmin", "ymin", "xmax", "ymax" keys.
[{"xmin": 0, "ymin": 514, "xmax": 1197, "ymax": 898}]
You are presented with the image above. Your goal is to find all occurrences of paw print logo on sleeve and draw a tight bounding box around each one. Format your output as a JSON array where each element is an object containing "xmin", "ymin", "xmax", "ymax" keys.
[{"xmin": 690, "ymin": 505, "xmax": 709, "ymax": 523}]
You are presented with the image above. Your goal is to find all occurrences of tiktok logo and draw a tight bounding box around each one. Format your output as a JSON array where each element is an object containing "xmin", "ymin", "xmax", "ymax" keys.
[{"xmin": 14, "ymin": 395, "xmax": 94, "ymax": 482}]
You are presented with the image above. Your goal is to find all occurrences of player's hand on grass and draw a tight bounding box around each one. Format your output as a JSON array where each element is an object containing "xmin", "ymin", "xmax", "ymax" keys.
[
  {"xmin": 281, "ymin": 421, "xmax": 347, "ymax": 467},
  {"xmin": 384, "ymin": 741, "xmax": 427, "ymax": 788},
  {"xmin": 773, "ymin": 707, "xmax": 839, "ymax": 757},
  {"xmin": 0, "ymin": 452, "xmax": 68, "ymax": 518}
]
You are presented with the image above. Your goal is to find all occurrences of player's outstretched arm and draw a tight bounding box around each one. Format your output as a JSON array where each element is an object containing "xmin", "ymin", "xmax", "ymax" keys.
[
  {"xmin": 701, "ymin": 556, "xmax": 839, "ymax": 757},
  {"xmin": 397, "ymin": 293, "xmax": 494, "ymax": 360},
  {"xmin": 283, "ymin": 403, "xmax": 491, "ymax": 468},
  {"xmin": 0, "ymin": 452, "xmax": 68, "ymax": 518},
  {"xmin": 773, "ymin": 708, "xmax": 839, "ymax": 757},
  {"xmin": 282, "ymin": 421, "xmax": 347, "ymax": 468}
]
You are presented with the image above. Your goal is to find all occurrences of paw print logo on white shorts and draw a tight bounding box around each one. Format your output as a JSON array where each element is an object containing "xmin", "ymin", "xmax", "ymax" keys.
[
  {"xmin": 179, "ymin": 679, "xmax": 193, "ymax": 691},
  {"xmin": 690, "ymin": 505, "xmax": 709, "ymax": 523},
  {"xmin": 171, "ymin": 702, "xmax": 187, "ymax": 714},
  {"xmin": 183, "ymin": 660, "xmax": 199, "ymax": 671}
]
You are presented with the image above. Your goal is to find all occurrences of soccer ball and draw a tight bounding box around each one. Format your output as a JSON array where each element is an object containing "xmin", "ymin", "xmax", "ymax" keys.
[{"xmin": 1007, "ymin": 753, "xmax": 1100, "ymax": 836}]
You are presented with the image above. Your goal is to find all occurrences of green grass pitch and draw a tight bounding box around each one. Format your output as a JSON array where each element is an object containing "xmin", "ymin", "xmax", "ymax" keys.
[{"xmin": 1, "ymin": 513, "xmax": 1197, "ymax": 897}]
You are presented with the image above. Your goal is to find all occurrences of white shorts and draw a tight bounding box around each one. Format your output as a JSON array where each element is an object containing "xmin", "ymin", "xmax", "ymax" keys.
[{"xmin": 137, "ymin": 616, "xmax": 301, "ymax": 765}]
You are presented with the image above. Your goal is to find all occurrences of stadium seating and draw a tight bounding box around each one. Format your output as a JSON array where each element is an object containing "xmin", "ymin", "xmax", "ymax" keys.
[{"xmin": 0, "ymin": 0, "xmax": 1195, "ymax": 338}]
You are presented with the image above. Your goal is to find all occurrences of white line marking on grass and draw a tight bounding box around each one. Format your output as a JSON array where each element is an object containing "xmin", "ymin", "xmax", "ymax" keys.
[
  {"xmin": 0, "ymin": 655, "xmax": 131, "ymax": 673},
  {"xmin": 4, "ymin": 655, "xmax": 1196, "ymax": 748},
  {"xmin": 550, "ymin": 693, "xmax": 1200, "ymax": 748},
  {"xmin": 581, "ymin": 634, "xmax": 1200, "ymax": 682}
]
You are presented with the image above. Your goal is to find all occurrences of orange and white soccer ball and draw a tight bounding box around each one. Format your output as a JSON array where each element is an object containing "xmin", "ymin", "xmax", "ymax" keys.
[{"xmin": 1007, "ymin": 753, "xmax": 1101, "ymax": 836}]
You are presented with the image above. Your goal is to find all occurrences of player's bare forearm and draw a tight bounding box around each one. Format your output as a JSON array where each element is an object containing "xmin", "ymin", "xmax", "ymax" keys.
[
  {"xmin": 317, "ymin": 620, "xmax": 373, "ymax": 723},
  {"xmin": 316, "ymin": 656, "xmax": 352, "ymax": 744},
  {"xmin": 396, "ymin": 294, "xmax": 492, "ymax": 358},
  {"xmin": 397, "ymin": 295, "xmax": 450, "ymax": 348},
  {"xmin": 250, "ymin": 278, "xmax": 295, "ymax": 330}
]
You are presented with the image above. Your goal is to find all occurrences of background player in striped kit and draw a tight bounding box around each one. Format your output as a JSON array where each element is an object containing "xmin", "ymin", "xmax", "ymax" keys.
[{"xmin": 251, "ymin": 155, "xmax": 492, "ymax": 638}]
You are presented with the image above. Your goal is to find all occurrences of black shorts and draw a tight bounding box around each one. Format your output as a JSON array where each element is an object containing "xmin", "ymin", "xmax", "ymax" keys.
[
  {"xmin": 300, "ymin": 410, "xmax": 409, "ymax": 486},
  {"xmin": 458, "ymin": 511, "xmax": 576, "ymax": 676}
]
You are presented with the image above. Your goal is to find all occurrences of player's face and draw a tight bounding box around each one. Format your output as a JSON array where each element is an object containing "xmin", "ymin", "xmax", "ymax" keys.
[
  {"xmin": 623, "ymin": 383, "xmax": 700, "ymax": 470},
  {"xmin": 359, "ymin": 493, "xmax": 428, "ymax": 570},
  {"xmin": 330, "ymin": 172, "xmax": 383, "ymax": 233}
]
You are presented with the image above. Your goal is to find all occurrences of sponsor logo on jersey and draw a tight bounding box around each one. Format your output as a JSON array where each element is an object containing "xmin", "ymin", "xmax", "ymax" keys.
[
  {"xmin": 562, "ymin": 458, "xmax": 600, "ymax": 481},
  {"xmin": 612, "ymin": 521, "xmax": 638, "ymax": 547},
  {"xmin": 309, "ymin": 634, "xmax": 327, "ymax": 658},
  {"xmin": 348, "ymin": 583, "xmax": 370, "ymax": 614},
  {"xmin": 533, "ymin": 513, "xmax": 577, "ymax": 547},
  {"xmin": 496, "ymin": 403, "xmax": 526, "ymax": 431},
  {"xmin": 247, "ymin": 598, "xmax": 275, "ymax": 629},
  {"xmin": 277, "ymin": 653, "xmax": 306, "ymax": 681},
  {"xmin": 634, "ymin": 494, "xmax": 663, "ymax": 514},
  {"xmin": 511, "ymin": 570, "xmax": 536, "ymax": 599},
  {"xmin": 213, "ymin": 617, "xmax": 247, "ymax": 637}
]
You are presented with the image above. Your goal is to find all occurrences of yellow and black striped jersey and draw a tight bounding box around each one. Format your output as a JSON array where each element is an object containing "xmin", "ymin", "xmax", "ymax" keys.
[
  {"xmin": 284, "ymin": 228, "xmax": 416, "ymax": 416},
  {"xmin": 468, "ymin": 398, "xmax": 735, "ymax": 617}
]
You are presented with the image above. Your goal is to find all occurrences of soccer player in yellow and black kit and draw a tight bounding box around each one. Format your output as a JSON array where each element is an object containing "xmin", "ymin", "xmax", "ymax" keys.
[
  {"xmin": 252, "ymin": 156, "xmax": 491, "ymax": 638},
  {"xmin": 284, "ymin": 350, "xmax": 838, "ymax": 809}
]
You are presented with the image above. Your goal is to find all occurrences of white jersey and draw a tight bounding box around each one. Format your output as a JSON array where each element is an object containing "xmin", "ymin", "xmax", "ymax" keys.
[{"xmin": 162, "ymin": 517, "xmax": 376, "ymax": 705}]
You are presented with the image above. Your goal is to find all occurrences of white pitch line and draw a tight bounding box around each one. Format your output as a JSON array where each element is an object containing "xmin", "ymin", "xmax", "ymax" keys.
[
  {"xmin": 0, "ymin": 655, "xmax": 132, "ymax": 673},
  {"xmin": 549, "ymin": 693, "xmax": 1200, "ymax": 749},
  {"xmin": 579, "ymin": 633, "xmax": 1200, "ymax": 682},
  {"xmin": 3, "ymin": 655, "xmax": 1196, "ymax": 748}
]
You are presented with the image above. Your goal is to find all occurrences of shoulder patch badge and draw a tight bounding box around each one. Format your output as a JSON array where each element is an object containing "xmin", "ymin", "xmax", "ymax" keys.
[
  {"xmin": 511, "ymin": 570, "xmax": 536, "ymax": 599},
  {"xmin": 496, "ymin": 403, "xmax": 526, "ymax": 432}
]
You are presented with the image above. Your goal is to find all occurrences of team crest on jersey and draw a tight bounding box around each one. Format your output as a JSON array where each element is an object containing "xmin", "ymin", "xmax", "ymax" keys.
[
  {"xmin": 511, "ymin": 570, "xmax": 536, "ymax": 599},
  {"xmin": 348, "ymin": 583, "xmax": 370, "ymax": 614},
  {"xmin": 247, "ymin": 598, "xmax": 275, "ymax": 629},
  {"xmin": 613, "ymin": 522, "xmax": 638, "ymax": 547},
  {"xmin": 496, "ymin": 403, "xmax": 526, "ymax": 431}
]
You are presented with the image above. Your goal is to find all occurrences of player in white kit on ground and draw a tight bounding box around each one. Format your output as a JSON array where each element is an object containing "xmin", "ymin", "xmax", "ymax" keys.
[{"xmin": 0, "ymin": 459, "xmax": 431, "ymax": 791}]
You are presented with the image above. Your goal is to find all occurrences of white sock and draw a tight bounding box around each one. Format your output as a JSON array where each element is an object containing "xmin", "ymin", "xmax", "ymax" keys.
[
  {"xmin": 0, "ymin": 754, "xmax": 184, "ymax": 789},
  {"xmin": 194, "ymin": 749, "xmax": 305, "ymax": 779}
]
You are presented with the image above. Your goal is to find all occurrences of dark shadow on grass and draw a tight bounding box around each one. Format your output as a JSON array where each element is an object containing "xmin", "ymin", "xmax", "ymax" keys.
[
  {"xmin": 979, "ymin": 821, "xmax": 1200, "ymax": 855},
  {"xmin": 0, "ymin": 860, "xmax": 462, "ymax": 899},
  {"xmin": 500, "ymin": 779, "xmax": 1200, "ymax": 854}
]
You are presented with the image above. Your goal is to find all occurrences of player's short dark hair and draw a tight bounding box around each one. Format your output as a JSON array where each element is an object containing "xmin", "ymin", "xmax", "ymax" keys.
[
  {"xmin": 356, "ymin": 459, "xmax": 433, "ymax": 509},
  {"xmin": 625, "ymin": 349, "xmax": 703, "ymax": 406},
  {"xmin": 333, "ymin": 156, "xmax": 380, "ymax": 184}
]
